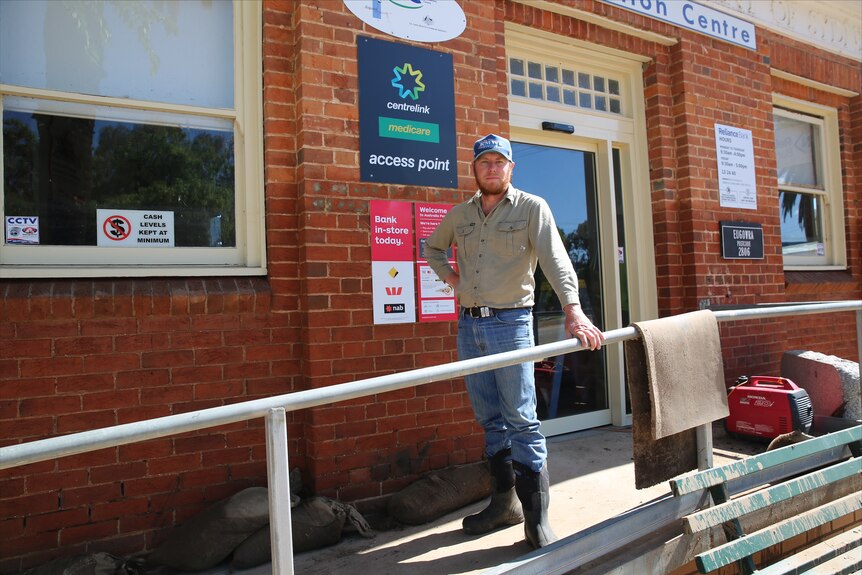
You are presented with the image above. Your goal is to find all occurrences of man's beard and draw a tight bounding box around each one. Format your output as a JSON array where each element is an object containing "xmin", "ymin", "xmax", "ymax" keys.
[{"xmin": 475, "ymin": 175, "xmax": 509, "ymax": 196}]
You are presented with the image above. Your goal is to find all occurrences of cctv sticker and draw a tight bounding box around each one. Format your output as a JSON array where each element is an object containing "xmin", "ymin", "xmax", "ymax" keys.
[{"xmin": 5, "ymin": 216, "xmax": 40, "ymax": 245}]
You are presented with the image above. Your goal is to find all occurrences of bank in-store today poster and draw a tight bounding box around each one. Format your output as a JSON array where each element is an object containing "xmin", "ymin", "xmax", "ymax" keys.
[{"xmin": 371, "ymin": 200, "xmax": 416, "ymax": 324}]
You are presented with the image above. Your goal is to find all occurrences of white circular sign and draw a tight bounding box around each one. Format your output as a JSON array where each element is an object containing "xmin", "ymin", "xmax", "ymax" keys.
[{"xmin": 345, "ymin": 0, "xmax": 466, "ymax": 43}]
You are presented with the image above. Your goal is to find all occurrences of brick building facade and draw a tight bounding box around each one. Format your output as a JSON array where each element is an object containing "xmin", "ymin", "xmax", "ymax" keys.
[{"xmin": 1, "ymin": 0, "xmax": 859, "ymax": 570}]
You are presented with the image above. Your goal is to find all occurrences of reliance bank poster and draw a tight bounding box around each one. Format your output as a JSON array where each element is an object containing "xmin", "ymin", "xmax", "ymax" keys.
[{"xmin": 357, "ymin": 36, "xmax": 458, "ymax": 188}]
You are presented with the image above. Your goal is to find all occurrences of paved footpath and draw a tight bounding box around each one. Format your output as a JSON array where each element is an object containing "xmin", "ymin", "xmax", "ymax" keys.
[{"xmin": 230, "ymin": 424, "xmax": 760, "ymax": 575}]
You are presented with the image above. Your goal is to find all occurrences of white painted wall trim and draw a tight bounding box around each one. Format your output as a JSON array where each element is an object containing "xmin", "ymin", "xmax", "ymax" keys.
[
  {"xmin": 510, "ymin": 0, "xmax": 678, "ymax": 46},
  {"xmin": 707, "ymin": 0, "xmax": 860, "ymax": 61},
  {"xmin": 514, "ymin": 0, "xmax": 861, "ymax": 62},
  {"xmin": 771, "ymin": 69, "xmax": 859, "ymax": 98}
]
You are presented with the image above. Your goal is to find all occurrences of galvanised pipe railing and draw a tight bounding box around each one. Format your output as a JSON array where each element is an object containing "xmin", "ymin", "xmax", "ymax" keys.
[{"xmin": 1, "ymin": 300, "xmax": 860, "ymax": 574}]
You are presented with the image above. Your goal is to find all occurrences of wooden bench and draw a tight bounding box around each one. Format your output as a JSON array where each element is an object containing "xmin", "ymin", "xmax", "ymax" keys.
[
  {"xmin": 669, "ymin": 425, "xmax": 862, "ymax": 575},
  {"xmin": 482, "ymin": 424, "xmax": 861, "ymax": 575}
]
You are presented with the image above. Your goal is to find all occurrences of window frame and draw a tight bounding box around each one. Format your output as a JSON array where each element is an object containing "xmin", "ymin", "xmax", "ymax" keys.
[
  {"xmin": 0, "ymin": 0, "xmax": 265, "ymax": 278},
  {"xmin": 773, "ymin": 96, "xmax": 846, "ymax": 271}
]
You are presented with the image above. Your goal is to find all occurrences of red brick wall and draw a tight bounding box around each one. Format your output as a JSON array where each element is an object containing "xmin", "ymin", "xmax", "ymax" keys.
[
  {"xmin": 270, "ymin": 1, "xmax": 498, "ymax": 503},
  {"xmin": 507, "ymin": 1, "xmax": 861, "ymax": 377},
  {"xmin": 1, "ymin": 0, "xmax": 860, "ymax": 571},
  {"xmin": 0, "ymin": 279, "xmax": 297, "ymax": 570},
  {"xmin": 763, "ymin": 29, "xmax": 862, "ymax": 368}
]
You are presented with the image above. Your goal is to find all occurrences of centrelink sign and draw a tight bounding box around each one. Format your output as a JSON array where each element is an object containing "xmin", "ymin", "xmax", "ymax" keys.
[
  {"xmin": 600, "ymin": 0, "xmax": 756, "ymax": 50},
  {"xmin": 357, "ymin": 36, "xmax": 458, "ymax": 188}
]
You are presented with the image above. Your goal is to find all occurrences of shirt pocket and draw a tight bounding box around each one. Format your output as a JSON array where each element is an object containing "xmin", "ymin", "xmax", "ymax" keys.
[
  {"xmin": 455, "ymin": 223, "xmax": 476, "ymax": 258},
  {"xmin": 496, "ymin": 220, "xmax": 528, "ymax": 256}
]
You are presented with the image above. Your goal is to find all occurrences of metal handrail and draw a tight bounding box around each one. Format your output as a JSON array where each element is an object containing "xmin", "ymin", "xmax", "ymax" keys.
[
  {"xmin": 3, "ymin": 300, "xmax": 858, "ymax": 470},
  {"xmin": 1, "ymin": 300, "xmax": 860, "ymax": 574}
]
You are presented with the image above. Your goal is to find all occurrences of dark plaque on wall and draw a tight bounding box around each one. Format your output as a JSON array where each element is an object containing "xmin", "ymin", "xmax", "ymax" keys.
[{"xmin": 720, "ymin": 221, "xmax": 764, "ymax": 259}]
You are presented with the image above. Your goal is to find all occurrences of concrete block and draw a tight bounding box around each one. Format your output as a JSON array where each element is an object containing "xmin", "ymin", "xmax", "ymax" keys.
[{"xmin": 781, "ymin": 351, "xmax": 861, "ymax": 420}]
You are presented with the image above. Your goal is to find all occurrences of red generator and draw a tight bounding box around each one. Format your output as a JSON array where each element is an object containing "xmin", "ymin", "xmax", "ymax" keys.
[{"xmin": 725, "ymin": 376, "xmax": 814, "ymax": 441}]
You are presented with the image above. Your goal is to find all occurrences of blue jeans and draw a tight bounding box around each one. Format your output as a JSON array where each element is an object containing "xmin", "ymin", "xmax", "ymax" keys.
[{"xmin": 458, "ymin": 307, "xmax": 546, "ymax": 472}]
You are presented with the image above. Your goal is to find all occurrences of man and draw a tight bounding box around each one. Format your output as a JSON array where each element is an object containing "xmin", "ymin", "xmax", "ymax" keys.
[{"xmin": 424, "ymin": 134, "xmax": 604, "ymax": 549}]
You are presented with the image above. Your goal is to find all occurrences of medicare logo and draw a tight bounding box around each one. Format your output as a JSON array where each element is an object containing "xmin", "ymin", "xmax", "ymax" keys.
[{"xmin": 391, "ymin": 63, "xmax": 425, "ymax": 101}]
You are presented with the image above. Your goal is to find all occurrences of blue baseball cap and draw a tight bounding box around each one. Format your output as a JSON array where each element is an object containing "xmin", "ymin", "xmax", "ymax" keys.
[{"xmin": 473, "ymin": 134, "xmax": 513, "ymax": 162}]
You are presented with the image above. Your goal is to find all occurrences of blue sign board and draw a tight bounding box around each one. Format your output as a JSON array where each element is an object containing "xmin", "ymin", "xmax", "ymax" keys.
[{"xmin": 357, "ymin": 36, "xmax": 458, "ymax": 188}]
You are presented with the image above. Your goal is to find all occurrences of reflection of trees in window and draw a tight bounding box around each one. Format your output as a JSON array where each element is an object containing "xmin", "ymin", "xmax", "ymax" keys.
[
  {"xmin": 779, "ymin": 191, "xmax": 822, "ymax": 252},
  {"xmin": 566, "ymin": 221, "xmax": 602, "ymax": 327},
  {"xmin": 780, "ymin": 191, "xmax": 815, "ymax": 242},
  {"xmin": 92, "ymin": 124, "xmax": 235, "ymax": 247},
  {"xmin": 36, "ymin": 115, "xmax": 96, "ymax": 244},
  {"xmin": 566, "ymin": 222, "xmax": 591, "ymax": 269},
  {"xmin": 534, "ymin": 226, "xmax": 572, "ymax": 312},
  {"xmin": 2, "ymin": 117, "xmax": 37, "ymax": 216},
  {"xmin": 774, "ymin": 110, "xmax": 824, "ymax": 255},
  {"xmin": 534, "ymin": 222, "xmax": 599, "ymax": 322},
  {"xmin": 3, "ymin": 111, "xmax": 235, "ymax": 247}
]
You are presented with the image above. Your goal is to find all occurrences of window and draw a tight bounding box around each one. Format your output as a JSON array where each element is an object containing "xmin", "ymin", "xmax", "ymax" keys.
[
  {"xmin": 508, "ymin": 56, "xmax": 623, "ymax": 116},
  {"xmin": 0, "ymin": 0, "xmax": 264, "ymax": 277},
  {"xmin": 773, "ymin": 99, "xmax": 845, "ymax": 269}
]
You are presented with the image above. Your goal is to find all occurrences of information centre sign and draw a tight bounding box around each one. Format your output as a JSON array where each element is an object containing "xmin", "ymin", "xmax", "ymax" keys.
[
  {"xmin": 357, "ymin": 36, "xmax": 458, "ymax": 188},
  {"xmin": 598, "ymin": 0, "xmax": 756, "ymax": 50}
]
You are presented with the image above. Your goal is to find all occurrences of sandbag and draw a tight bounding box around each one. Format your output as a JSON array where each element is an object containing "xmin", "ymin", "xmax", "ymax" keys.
[
  {"xmin": 387, "ymin": 462, "xmax": 490, "ymax": 525},
  {"xmin": 24, "ymin": 552, "xmax": 133, "ymax": 575},
  {"xmin": 147, "ymin": 486, "xmax": 270, "ymax": 571},
  {"xmin": 231, "ymin": 496, "xmax": 375, "ymax": 568}
]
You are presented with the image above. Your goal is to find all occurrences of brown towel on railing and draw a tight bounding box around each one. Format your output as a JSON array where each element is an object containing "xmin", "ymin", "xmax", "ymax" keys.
[{"xmin": 624, "ymin": 310, "xmax": 729, "ymax": 488}]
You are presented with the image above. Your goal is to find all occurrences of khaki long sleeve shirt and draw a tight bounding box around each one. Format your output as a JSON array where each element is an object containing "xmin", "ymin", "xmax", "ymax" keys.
[{"xmin": 424, "ymin": 185, "xmax": 580, "ymax": 310}]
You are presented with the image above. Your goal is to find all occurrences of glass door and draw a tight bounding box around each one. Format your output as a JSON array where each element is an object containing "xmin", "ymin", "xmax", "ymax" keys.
[{"xmin": 512, "ymin": 141, "xmax": 610, "ymax": 434}]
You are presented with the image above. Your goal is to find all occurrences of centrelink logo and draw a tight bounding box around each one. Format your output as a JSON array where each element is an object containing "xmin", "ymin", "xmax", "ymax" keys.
[{"xmin": 391, "ymin": 63, "xmax": 425, "ymax": 101}]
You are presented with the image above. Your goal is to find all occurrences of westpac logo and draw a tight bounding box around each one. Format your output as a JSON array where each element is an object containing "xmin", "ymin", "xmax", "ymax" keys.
[
  {"xmin": 391, "ymin": 62, "xmax": 425, "ymax": 101},
  {"xmin": 385, "ymin": 286, "xmax": 403, "ymax": 296}
]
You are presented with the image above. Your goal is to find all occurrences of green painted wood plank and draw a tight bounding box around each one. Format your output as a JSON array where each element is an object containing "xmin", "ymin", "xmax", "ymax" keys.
[
  {"xmin": 796, "ymin": 548, "xmax": 862, "ymax": 575},
  {"xmin": 695, "ymin": 492, "xmax": 862, "ymax": 573},
  {"xmin": 752, "ymin": 527, "xmax": 861, "ymax": 575},
  {"xmin": 684, "ymin": 458, "xmax": 862, "ymax": 534},
  {"xmin": 671, "ymin": 426, "xmax": 861, "ymax": 496}
]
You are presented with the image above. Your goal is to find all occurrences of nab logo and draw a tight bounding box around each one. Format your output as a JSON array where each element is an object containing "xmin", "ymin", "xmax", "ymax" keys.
[
  {"xmin": 384, "ymin": 303, "xmax": 406, "ymax": 314},
  {"xmin": 391, "ymin": 62, "xmax": 425, "ymax": 101},
  {"xmin": 385, "ymin": 287, "xmax": 403, "ymax": 296}
]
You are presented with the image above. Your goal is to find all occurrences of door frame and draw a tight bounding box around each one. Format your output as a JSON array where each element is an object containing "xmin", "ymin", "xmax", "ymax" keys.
[{"xmin": 506, "ymin": 24, "xmax": 658, "ymax": 434}]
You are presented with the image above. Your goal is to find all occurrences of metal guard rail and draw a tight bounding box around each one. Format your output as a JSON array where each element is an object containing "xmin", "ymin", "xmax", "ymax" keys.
[{"xmin": 1, "ymin": 301, "xmax": 860, "ymax": 574}]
